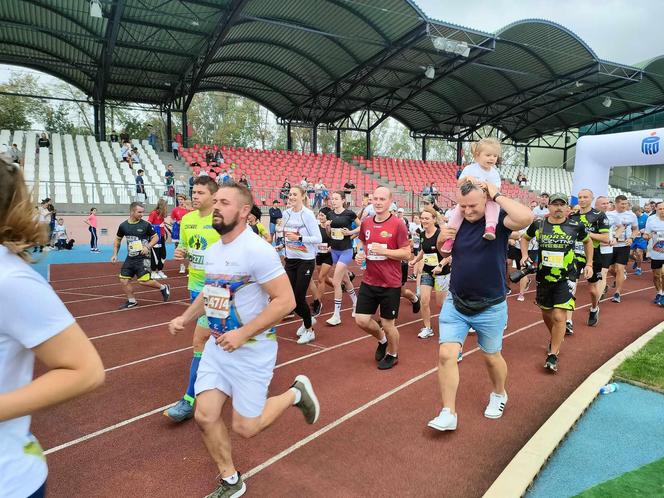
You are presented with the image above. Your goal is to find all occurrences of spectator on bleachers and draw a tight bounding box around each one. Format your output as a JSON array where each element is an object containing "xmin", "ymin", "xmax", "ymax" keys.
[
  {"xmin": 165, "ymin": 164, "xmax": 175, "ymax": 198},
  {"xmin": 313, "ymin": 178, "xmax": 326, "ymax": 209},
  {"xmin": 269, "ymin": 200, "xmax": 283, "ymax": 237},
  {"xmin": 219, "ymin": 169, "xmax": 230, "ymax": 184},
  {"xmin": 188, "ymin": 174, "xmax": 195, "ymax": 199},
  {"xmin": 205, "ymin": 150, "xmax": 214, "ymax": 165},
  {"xmin": 131, "ymin": 147, "xmax": 141, "ymax": 166},
  {"xmin": 120, "ymin": 141, "xmax": 130, "ymax": 161},
  {"xmin": 37, "ymin": 132, "xmax": 50, "ymax": 152},
  {"xmin": 135, "ymin": 169, "xmax": 146, "ymax": 202},
  {"xmin": 517, "ymin": 171, "xmax": 527, "ymax": 187},
  {"xmin": 120, "ymin": 130, "xmax": 129, "ymax": 143},
  {"xmin": 423, "ymin": 196, "xmax": 444, "ymax": 216},
  {"xmin": 148, "ymin": 130, "xmax": 158, "ymax": 151},
  {"xmin": 430, "ymin": 182, "xmax": 439, "ymax": 201},
  {"xmin": 175, "ymin": 175, "xmax": 187, "ymax": 200},
  {"xmin": 172, "ymin": 139, "xmax": 180, "ymax": 160},
  {"xmin": 238, "ymin": 173, "xmax": 251, "ymax": 189},
  {"xmin": 280, "ymin": 179, "xmax": 291, "ymax": 202},
  {"xmin": 9, "ymin": 143, "xmax": 23, "ymax": 167},
  {"xmin": 343, "ymin": 180, "xmax": 356, "ymax": 204},
  {"xmin": 109, "ymin": 130, "xmax": 119, "ymax": 143},
  {"xmin": 214, "ymin": 149, "xmax": 224, "ymax": 163}
]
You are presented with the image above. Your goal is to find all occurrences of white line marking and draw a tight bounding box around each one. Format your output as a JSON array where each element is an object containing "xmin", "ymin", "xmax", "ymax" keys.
[
  {"xmin": 61, "ymin": 284, "xmax": 189, "ymax": 304},
  {"xmin": 104, "ymin": 347, "xmax": 194, "ymax": 372}
]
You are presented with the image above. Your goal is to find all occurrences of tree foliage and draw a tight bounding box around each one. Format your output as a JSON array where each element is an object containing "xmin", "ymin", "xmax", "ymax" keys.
[{"xmin": 0, "ymin": 74, "xmax": 47, "ymax": 130}]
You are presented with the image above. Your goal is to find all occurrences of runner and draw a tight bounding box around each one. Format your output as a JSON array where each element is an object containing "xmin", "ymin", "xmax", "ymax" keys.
[
  {"xmin": 168, "ymin": 182, "xmax": 319, "ymax": 498},
  {"xmin": 643, "ymin": 201, "xmax": 664, "ymax": 306},
  {"xmin": 568, "ymin": 189, "xmax": 609, "ymax": 328},
  {"xmin": 170, "ymin": 193, "xmax": 189, "ymax": 274},
  {"xmin": 147, "ymin": 199, "xmax": 168, "ymax": 279},
  {"xmin": 521, "ymin": 194, "xmax": 592, "ymax": 372},
  {"xmin": 354, "ymin": 186, "xmax": 411, "ymax": 370},
  {"xmin": 310, "ymin": 210, "xmax": 334, "ymax": 318},
  {"xmin": 593, "ymin": 196, "xmax": 616, "ymax": 303},
  {"xmin": 325, "ymin": 191, "xmax": 360, "ymax": 327},
  {"xmin": 111, "ymin": 202, "xmax": 171, "ymax": 309},
  {"xmin": 164, "ymin": 177, "xmax": 219, "ymax": 423},
  {"xmin": 282, "ymin": 186, "xmax": 322, "ymax": 345},
  {"xmin": 629, "ymin": 206, "xmax": 649, "ymax": 276},
  {"xmin": 607, "ymin": 195, "xmax": 639, "ymax": 303},
  {"xmin": 395, "ymin": 207, "xmax": 420, "ymax": 313}
]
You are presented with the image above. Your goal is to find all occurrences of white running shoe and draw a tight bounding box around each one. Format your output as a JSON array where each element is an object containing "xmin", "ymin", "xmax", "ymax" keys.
[
  {"xmin": 468, "ymin": 327, "xmax": 476, "ymax": 333},
  {"xmin": 151, "ymin": 271, "xmax": 160, "ymax": 280},
  {"xmin": 484, "ymin": 392, "xmax": 508, "ymax": 419},
  {"xmin": 517, "ymin": 293, "xmax": 525, "ymax": 302},
  {"xmin": 427, "ymin": 408, "xmax": 457, "ymax": 431},
  {"xmin": 297, "ymin": 329, "xmax": 315, "ymax": 344},
  {"xmin": 326, "ymin": 314, "xmax": 341, "ymax": 326},
  {"xmin": 179, "ymin": 264, "xmax": 186, "ymax": 274},
  {"xmin": 296, "ymin": 317, "xmax": 316, "ymax": 337},
  {"xmin": 158, "ymin": 271, "xmax": 167, "ymax": 279},
  {"xmin": 417, "ymin": 327, "xmax": 434, "ymax": 339}
]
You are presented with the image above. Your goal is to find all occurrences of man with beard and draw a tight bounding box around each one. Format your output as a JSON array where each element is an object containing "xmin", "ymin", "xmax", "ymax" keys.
[{"xmin": 169, "ymin": 183, "xmax": 319, "ymax": 498}]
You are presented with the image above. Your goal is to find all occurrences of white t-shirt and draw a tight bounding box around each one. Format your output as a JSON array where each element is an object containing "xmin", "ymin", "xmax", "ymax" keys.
[
  {"xmin": 607, "ymin": 210, "xmax": 639, "ymax": 248},
  {"xmin": 281, "ymin": 207, "xmax": 321, "ymax": 260},
  {"xmin": 532, "ymin": 206, "xmax": 549, "ymax": 219},
  {"xmin": 38, "ymin": 207, "xmax": 50, "ymax": 224},
  {"xmin": 202, "ymin": 228, "xmax": 285, "ymax": 341},
  {"xmin": 54, "ymin": 224, "xmax": 66, "ymax": 240},
  {"xmin": 645, "ymin": 215, "xmax": 664, "ymax": 260},
  {"xmin": 362, "ymin": 203, "xmax": 376, "ymax": 218},
  {"xmin": 0, "ymin": 245, "xmax": 75, "ymax": 497},
  {"xmin": 460, "ymin": 162, "xmax": 501, "ymax": 189}
]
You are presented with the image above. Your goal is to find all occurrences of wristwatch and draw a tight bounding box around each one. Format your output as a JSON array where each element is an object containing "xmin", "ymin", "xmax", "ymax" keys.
[{"xmin": 492, "ymin": 192, "xmax": 503, "ymax": 202}]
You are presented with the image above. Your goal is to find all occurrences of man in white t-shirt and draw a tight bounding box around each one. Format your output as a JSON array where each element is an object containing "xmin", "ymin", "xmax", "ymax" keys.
[
  {"xmin": 607, "ymin": 194, "xmax": 639, "ymax": 303},
  {"xmin": 532, "ymin": 193, "xmax": 549, "ymax": 219},
  {"xmin": 644, "ymin": 201, "xmax": 664, "ymax": 306},
  {"xmin": 168, "ymin": 183, "xmax": 320, "ymax": 498}
]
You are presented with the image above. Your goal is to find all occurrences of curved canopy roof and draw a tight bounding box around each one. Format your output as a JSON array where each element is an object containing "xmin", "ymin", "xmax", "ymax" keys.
[{"xmin": 1, "ymin": 1, "xmax": 662, "ymax": 142}]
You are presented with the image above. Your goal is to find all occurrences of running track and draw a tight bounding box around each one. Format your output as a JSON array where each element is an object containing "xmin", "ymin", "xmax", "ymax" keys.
[{"xmin": 33, "ymin": 260, "xmax": 662, "ymax": 497}]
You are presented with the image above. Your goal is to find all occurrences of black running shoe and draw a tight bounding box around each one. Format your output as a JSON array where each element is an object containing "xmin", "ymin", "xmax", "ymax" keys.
[
  {"xmin": 588, "ymin": 308, "xmax": 599, "ymax": 327},
  {"xmin": 565, "ymin": 321, "xmax": 574, "ymax": 336},
  {"xmin": 375, "ymin": 341, "xmax": 388, "ymax": 362},
  {"xmin": 311, "ymin": 300, "xmax": 322, "ymax": 317},
  {"xmin": 348, "ymin": 271, "xmax": 356, "ymax": 282},
  {"xmin": 412, "ymin": 297, "xmax": 421, "ymax": 314},
  {"xmin": 544, "ymin": 353, "xmax": 558, "ymax": 372},
  {"xmin": 119, "ymin": 300, "xmax": 137, "ymax": 309},
  {"xmin": 161, "ymin": 284, "xmax": 171, "ymax": 302},
  {"xmin": 378, "ymin": 354, "xmax": 398, "ymax": 370}
]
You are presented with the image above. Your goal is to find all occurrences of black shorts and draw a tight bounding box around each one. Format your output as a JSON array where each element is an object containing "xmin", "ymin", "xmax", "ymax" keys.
[
  {"xmin": 610, "ymin": 246, "xmax": 630, "ymax": 266},
  {"xmin": 356, "ymin": 283, "xmax": 402, "ymax": 320},
  {"xmin": 401, "ymin": 261, "xmax": 408, "ymax": 285},
  {"xmin": 507, "ymin": 245, "xmax": 521, "ymax": 261},
  {"xmin": 652, "ymin": 259, "xmax": 664, "ymax": 270},
  {"xmin": 535, "ymin": 280, "xmax": 575, "ymax": 310},
  {"xmin": 413, "ymin": 247, "xmax": 420, "ymax": 256},
  {"xmin": 120, "ymin": 257, "xmax": 151, "ymax": 281},
  {"xmin": 316, "ymin": 252, "xmax": 333, "ymax": 266},
  {"xmin": 589, "ymin": 248, "xmax": 611, "ymax": 282}
]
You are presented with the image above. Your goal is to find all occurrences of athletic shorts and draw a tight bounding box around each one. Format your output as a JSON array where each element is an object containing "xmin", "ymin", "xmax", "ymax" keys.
[
  {"xmin": 355, "ymin": 283, "xmax": 401, "ymax": 320},
  {"xmin": 120, "ymin": 257, "xmax": 151, "ymax": 281},
  {"xmin": 331, "ymin": 248, "xmax": 353, "ymax": 266},
  {"xmin": 438, "ymin": 295, "xmax": 507, "ymax": 354},
  {"xmin": 651, "ymin": 259, "xmax": 664, "ymax": 270},
  {"xmin": 195, "ymin": 336, "xmax": 277, "ymax": 418},
  {"xmin": 413, "ymin": 247, "xmax": 420, "ymax": 256},
  {"xmin": 316, "ymin": 252, "xmax": 333, "ymax": 267},
  {"xmin": 401, "ymin": 262, "xmax": 408, "ymax": 285},
  {"xmin": 536, "ymin": 280, "xmax": 575, "ymax": 310},
  {"xmin": 631, "ymin": 237, "xmax": 647, "ymax": 251},
  {"xmin": 610, "ymin": 246, "xmax": 630, "ymax": 266},
  {"xmin": 421, "ymin": 272, "xmax": 450, "ymax": 292},
  {"xmin": 172, "ymin": 222, "xmax": 180, "ymax": 242},
  {"xmin": 507, "ymin": 245, "xmax": 521, "ymax": 262},
  {"xmin": 190, "ymin": 290, "xmax": 210, "ymax": 329}
]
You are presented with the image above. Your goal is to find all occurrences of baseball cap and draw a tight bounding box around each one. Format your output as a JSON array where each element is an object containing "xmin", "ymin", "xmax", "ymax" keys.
[{"xmin": 548, "ymin": 193, "xmax": 569, "ymax": 204}]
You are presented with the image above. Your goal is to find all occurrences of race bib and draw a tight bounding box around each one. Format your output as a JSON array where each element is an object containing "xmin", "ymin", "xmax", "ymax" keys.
[
  {"xmin": 367, "ymin": 243, "xmax": 388, "ymax": 260},
  {"xmin": 423, "ymin": 253, "xmax": 439, "ymax": 266},
  {"xmin": 286, "ymin": 239, "xmax": 308, "ymax": 252},
  {"xmin": 128, "ymin": 240, "xmax": 143, "ymax": 252},
  {"xmin": 574, "ymin": 241, "xmax": 584, "ymax": 255},
  {"xmin": 188, "ymin": 248, "xmax": 205, "ymax": 270},
  {"xmin": 317, "ymin": 243, "xmax": 329, "ymax": 253},
  {"xmin": 541, "ymin": 250, "xmax": 564, "ymax": 268},
  {"xmin": 203, "ymin": 285, "xmax": 231, "ymax": 319},
  {"xmin": 331, "ymin": 228, "xmax": 344, "ymax": 240},
  {"xmin": 600, "ymin": 245, "xmax": 613, "ymax": 254},
  {"xmin": 434, "ymin": 274, "xmax": 449, "ymax": 292},
  {"xmin": 653, "ymin": 231, "xmax": 664, "ymax": 252}
]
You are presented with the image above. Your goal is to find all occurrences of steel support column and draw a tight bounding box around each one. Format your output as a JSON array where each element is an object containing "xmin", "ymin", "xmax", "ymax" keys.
[
  {"xmin": 421, "ymin": 138, "xmax": 427, "ymax": 161},
  {"xmin": 525, "ymin": 146, "xmax": 529, "ymax": 168},
  {"xmin": 287, "ymin": 123, "xmax": 293, "ymax": 151},
  {"xmin": 182, "ymin": 109, "xmax": 189, "ymax": 149},
  {"xmin": 99, "ymin": 100, "xmax": 106, "ymax": 142},
  {"xmin": 311, "ymin": 124, "xmax": 318, "ymax": 154},
  {"xmin": 93, "ymin": 102, "xmax": 100, "ymax": 142},
  {"xmin": 365, "ymin": 128, "xmax": 371, "ymax": 160},
  {"xmin": 166, "ymin": 109, "xmax": 173, "ymax": 152},
  {"xmin": 456, "ymin": 139, "xmax": 463, "ymax": 166},
  {"xmin": 335, "ymin": 129, "xmax": 341, "ymax": 158}
]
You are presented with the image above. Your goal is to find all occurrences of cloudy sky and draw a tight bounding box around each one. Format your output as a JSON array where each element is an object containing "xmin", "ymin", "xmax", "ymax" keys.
[{"xmin": 416, "ymin": 0, "xmax": 662, "ymax": 65}]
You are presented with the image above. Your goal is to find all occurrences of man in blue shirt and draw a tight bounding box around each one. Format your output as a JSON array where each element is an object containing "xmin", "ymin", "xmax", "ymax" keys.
[
  {"xmin": 427, "ymin": 181, "xmax": 533, "ymax": 432},
  {"xmin": 268, "ymin": 200, "xmax": 282, "ymax": 238},
  {"xmin": 135, "ymin": 169, "xmax": 146, "ymax": 201}
]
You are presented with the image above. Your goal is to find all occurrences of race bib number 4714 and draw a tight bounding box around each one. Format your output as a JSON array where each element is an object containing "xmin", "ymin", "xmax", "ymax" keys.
[{"xmin": 203, "ymin": 285, "xmax": 231, "ymax": 318}]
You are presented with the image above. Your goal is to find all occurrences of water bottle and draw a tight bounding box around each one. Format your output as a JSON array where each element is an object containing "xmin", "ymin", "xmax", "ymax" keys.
[
  {"xmin": 358, "ymin": 247, "xmax": 366, "ymax": 270},
  {"xmin": 599, "ymin": 383, "xmax": 618, "ymax": 395}
]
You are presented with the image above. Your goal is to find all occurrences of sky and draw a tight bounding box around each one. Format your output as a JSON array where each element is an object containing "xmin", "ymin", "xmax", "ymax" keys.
[{"xmin": 416, "ymin": 0, "xmax": 662, "ymax": 65}]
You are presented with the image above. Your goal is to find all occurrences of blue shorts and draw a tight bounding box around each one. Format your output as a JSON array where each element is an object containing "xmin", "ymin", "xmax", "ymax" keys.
[
  {"xmin": 631, "ymin": 237, "xmax": 647, "ymax": 251},
  {"xmin": 190, "ymin": 290, "xmax": 209, "ymax": 329},
  {"xmin": 438, "ymin": 295, "xmax": 507, "ymax": 353},
  {"xmin": 172, "ymin": 222, "xmax": 180, "ymax": 242},
  {"xmin": 331, "ymin": 248, "xmax": 354, "ymax": 266}
]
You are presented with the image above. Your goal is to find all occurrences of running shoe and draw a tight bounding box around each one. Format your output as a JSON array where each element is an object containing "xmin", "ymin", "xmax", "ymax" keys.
[
  {"xmin": 296, "ymin": 329, "xmax": 315, "ymax": 345},
  {"xmin": 348, "ymin": 271, "xmax": 356, "ymax": 282},
  {"xmin": 505, "ymin": 288, "xmax": 512, "ymax": 296},
  {"xmin": 311, "ymin": 300, "xmax": 322, "ymax": 317},
  {"xmin": 204, "ymin": 473, "xmax": 246, "ymax": 498},
  {"xmin": 296, "ymin": 317, "xmax": 316, "ymax": 337},
  {"xmin": 161, "ymin": 284, "xmax": 171, "ymax": 302},
  {"xmin": 163, "ymin": 399, "xmax": 194, "ymax": 422},
  {"xmin": 654, "ymin": 294, "xmax": 663, "ymax": 305},
  {"xmin": 457, "ymin": 351, "xmax": 463, "ymax": 363},
  {"xmin": 631, "ymin": 261, "xmax": 638, "ymax": 270},
  {"xmin": 158, "ymin": 271, "xmax": 167, "ymax": 279},
  {"xmin": 412, "ymin": 297, "xmax": 421, "ymax": 314},
  {"xmin": 291, "ymin": 375, "xmax": 320, "ymax": 424},
  {"xmin": 484, "ymin": 392, "xmax": 508, "ymax": 419},
  {"xmin": 483, "ymin": 225, "xmax": 496, "ymax": 241},
  {"xmin": 417, "ymin": 327, "xmax": 434, "ymax": 339},
  {"xmin": 326, "ymin": 314, "xmax": 341, "ymax": 326},
  {"xmin": 151, "ymin": 271, "xmax": 160, "ymax": 280},
  {"xmin": 179, "ymin": 264, "xmax": 186, "ymax": 274},
  {"xmin": 611, "ymin": 292, "xmax": 621, "ymax": 303},
  {"xmin": 427, "ymin": 408, "xmax": 457, "ymax": 431},
  {"xmin": 517, "ymin": 293, "xmax": 525, "ymax": 302},
  {"xmin": 587, "ymin": 308, "xmax": 599, "ymax": 327},
  {"xmin": 378, "ymin": 354, "xmax": 398, "ymax": 370},
  {"xmin": 635, "ymin": 268, "xmax": 642, "ymax": 276},
  {"xmin": 119, "ymin": 300, "xmax": 137, "ymax": 309},
  {"xmin": 375, "ymin": 341, "xmax": 388, "ymax": 362},
  {"xmin": 565, "ymin": 321, "xmax": 574, "ymax": 336},
  {"xmin": 544, "ymin": 353, "xmax": 559, "ymax": 372}
]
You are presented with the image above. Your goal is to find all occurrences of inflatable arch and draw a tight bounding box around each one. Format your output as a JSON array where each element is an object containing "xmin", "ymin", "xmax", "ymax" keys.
[{"xmin": 571, "ymin": 127, "xmax": 664, "ymax": 204}]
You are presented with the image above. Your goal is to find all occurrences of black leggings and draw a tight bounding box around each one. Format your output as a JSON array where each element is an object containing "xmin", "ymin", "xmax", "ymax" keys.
[
  {"xmin": 285, "ymin": 258, "xmax": 315, "ymax": 329},
  {"xmin": 150, "ymin": 244, "xmax": 166, "ymax": 271},
  {"xmin": 89, "ymin": 226, "xmax": 98, "ymax": 249}
]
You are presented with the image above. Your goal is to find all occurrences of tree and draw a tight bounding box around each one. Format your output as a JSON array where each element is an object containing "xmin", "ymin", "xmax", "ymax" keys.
[
  {"xmin": 0, "ymin": 74, "xmax": 47, "ymax": 130},
  {"xmin": 44, "ymin": 103, "xmax": 75, "ymax": 134}
]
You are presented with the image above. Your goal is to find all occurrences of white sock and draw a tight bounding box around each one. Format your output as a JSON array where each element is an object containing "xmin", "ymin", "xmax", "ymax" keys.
[
  {"xmin": 590, "ymin": 306, "xmax": 599, "ymax": 312},
  {"xmin": 290, "ymin": 387, "xmax": 302, "ymax": 405},
  {"xmin": 348, "ymin": 288, "xmax": 357, "ymax": 305},
  {"xmin": 378, "ymin": 336, "xmax": 387, "ymax": 344},
  {"xmin": 412, "ymin": 295, "xmax": 419, "ymax": 303},
  {"xmin": 334, "ymin": 299, "xmax": 342, "ymax": 314},
  {"xmin": 659, "ymin": 291, "xmax": 664, "ymax": 296},
  {"xmin": 160, "ymin": 284, "xmax": 166, "ymax": 290},
  {"xmin": 128, "ymin": 297, "xmax": 136, "ymax": 303},
  {"xmin": 222, "ymin": 472, "xmax": 239, "ymax": 485}
]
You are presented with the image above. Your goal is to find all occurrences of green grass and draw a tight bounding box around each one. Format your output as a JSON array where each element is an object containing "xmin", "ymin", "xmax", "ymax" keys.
[
  {"xmin": 573, "ymin": 457, "xmax": 664, "ymax": 497},
  {"xmin": 614, "ymin": 330, "xmax": 664, "ymax": 391}
]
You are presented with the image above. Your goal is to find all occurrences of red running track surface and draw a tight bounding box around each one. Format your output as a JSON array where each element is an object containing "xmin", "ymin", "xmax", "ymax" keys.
[{"xmin": 32, "ymin": 260, "xmax": 662, "ymax": 497}]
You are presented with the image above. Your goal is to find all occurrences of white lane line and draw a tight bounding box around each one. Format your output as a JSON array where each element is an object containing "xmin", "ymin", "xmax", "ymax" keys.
[
  {"xmin": 61, "ymin": 284, "xmax": 189, "ymax": 304},
  {"xmin": 104, "ymin": 347, "xmax": 194, "ymax": 372},
  {"xmin": 55, "ymin": 274, "xmax": 189, "ymax": 292},
  {"xmin": 91, "ymin": 322, "xmax": 171, "ymax": 341},
  {"xmin": 44, "ymin": 285, "xmax": 654, "ymax": 456},
  {"xmin": 75, "ymin": 299, "xmax": 189, "ymax": 319}
]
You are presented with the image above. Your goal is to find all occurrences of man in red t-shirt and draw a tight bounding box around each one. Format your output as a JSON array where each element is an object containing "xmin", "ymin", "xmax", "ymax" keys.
[
  {"xmin": 170, "ymin": 194, "xmax": 189, "ymax": 274},
  {"xmin": 355, "ymin": 187, "xmax": 411, "ymax": 370}
]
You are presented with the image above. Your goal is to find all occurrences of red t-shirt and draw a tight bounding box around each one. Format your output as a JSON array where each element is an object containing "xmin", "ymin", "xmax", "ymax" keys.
[
  {"xmin": 147, "ymin": 211, "xmax": 165, "ymax": 237},
  {"xmin": 170, "ymin": 206, "xmax": 187, "ymax": 223},
  {"xmin": 359, "ymin": 214, "xmax": 409, "ymax": 288}
]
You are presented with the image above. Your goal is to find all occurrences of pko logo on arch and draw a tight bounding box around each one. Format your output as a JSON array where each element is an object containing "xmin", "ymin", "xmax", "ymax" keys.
[{"xmin": 641, "ymin": 132, "xmax": 660, "ymax": 155}]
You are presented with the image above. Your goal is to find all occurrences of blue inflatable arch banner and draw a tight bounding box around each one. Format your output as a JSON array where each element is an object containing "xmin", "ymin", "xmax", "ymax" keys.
[{"xmin": 571, "ymin": 128, "xmax": 663, "ymax": 205}]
